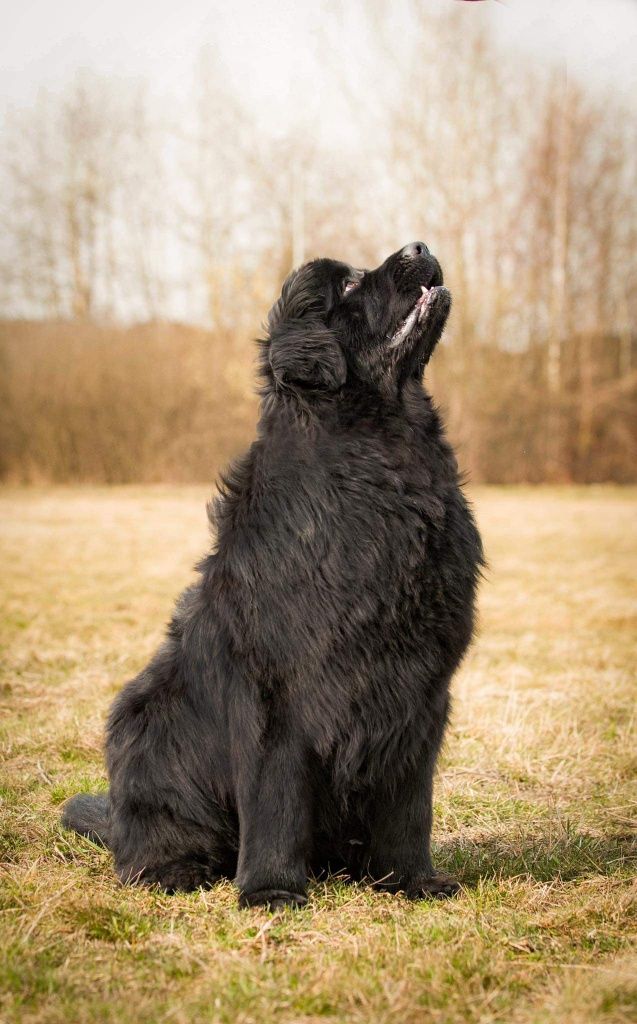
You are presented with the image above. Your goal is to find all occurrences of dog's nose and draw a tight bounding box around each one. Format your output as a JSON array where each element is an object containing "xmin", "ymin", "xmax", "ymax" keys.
[{"xmin": 401, "ymin": 242, "xmax": 430, "ymax": 259}]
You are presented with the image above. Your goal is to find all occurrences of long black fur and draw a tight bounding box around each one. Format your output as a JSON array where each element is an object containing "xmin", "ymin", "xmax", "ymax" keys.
[{"xmin": 62, "ymin": 243, "xmax": 483, "ymax": 908}]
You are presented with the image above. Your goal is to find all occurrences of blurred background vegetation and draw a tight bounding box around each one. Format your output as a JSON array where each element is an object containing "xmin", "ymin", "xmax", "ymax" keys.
[{"xmin": 1, "ymin": 3, "xmax": 635, "ymax": 484}]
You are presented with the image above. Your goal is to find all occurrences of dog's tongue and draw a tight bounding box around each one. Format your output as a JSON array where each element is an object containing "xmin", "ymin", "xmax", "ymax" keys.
[
  {"xmin": 416, "ymin": 285, "xmax": 437, "ymax": 324},
  {"xmin": 388, "ymin": 286, "xmax": 437, "ymax": 349}
]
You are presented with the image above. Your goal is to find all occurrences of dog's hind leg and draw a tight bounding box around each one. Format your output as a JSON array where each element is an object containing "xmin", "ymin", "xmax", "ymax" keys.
[
  {"xmin": 110, "ymin": 801, "xmax": 238, "ymax": 893},
  {"xmin": 123, "ymin": 853, "xmax": 226, "ymax": 894}
]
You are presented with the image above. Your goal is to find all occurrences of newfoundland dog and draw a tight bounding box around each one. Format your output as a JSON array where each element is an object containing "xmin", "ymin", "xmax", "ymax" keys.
[{"xmin": 62, "ymin": 242, "xmax": 483, "ymax": 909}]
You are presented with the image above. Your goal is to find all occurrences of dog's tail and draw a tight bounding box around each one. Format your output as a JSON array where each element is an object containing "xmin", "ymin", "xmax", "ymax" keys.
[{"xmin": 61, "ymin": 792, "xmax": 111, "ymax": 848}]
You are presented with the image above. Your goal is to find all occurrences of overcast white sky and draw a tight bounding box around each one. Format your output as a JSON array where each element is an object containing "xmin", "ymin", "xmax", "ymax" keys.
[{"xmin": 1, "ymin": 0, "xmax": 636, "ymax": 130}]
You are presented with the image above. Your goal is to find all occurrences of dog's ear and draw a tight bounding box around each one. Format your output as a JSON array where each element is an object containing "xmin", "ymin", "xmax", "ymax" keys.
[
  {"xmin": 269, "ymin": 321, "xmax": 346, "ymax": 393},
  {"xmin": 265, "ymin": 263, "xmax": 346, "ymax": 394},
  {"xmin": 267, "ymin": 264, "xmax": 325, "ymax": 330}
]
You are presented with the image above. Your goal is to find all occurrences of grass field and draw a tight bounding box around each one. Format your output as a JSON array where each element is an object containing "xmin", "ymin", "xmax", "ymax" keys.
[{"xmin": 1, "ymin": 486, "xmax": 636, "ymax": 1024}]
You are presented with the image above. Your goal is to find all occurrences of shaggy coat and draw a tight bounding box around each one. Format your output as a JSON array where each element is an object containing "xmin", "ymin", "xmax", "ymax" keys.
[{"xmin": 62, "ymin": 242, "xmax": 483, "ymax": 908}]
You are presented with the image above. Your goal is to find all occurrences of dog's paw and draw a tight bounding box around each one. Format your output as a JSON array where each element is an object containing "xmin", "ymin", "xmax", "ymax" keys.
[
  {"xmin": 373, "ymin": 871, "xmax": 461, "ymax": 900},
  {"xmin": 126, "ymin": 858, "xmax": 221, "ymax": 893},
  {"xmin": 406, "ymin": 873, "xmax": 461, "ymax": 900},
  {"xmin": 239, "ymin": 888, "xmax": 308, "ymax": 910}
]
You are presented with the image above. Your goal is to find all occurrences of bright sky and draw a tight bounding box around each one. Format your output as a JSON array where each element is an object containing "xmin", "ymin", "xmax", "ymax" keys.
[{"xmin": 1, "ymin": 0, "xmax": 636, "ymax": 131}]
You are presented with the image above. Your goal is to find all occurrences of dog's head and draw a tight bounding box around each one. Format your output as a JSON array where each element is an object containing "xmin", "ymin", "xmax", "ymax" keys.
[{"xmin": 262, "ymin": 244, "xmax": 451, "ymax": 401}]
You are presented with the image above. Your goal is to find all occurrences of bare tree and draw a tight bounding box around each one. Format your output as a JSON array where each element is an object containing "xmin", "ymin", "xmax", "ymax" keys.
[{"xmin": 0, "ymin": 11, "xmax": 635, "ymax": 484}]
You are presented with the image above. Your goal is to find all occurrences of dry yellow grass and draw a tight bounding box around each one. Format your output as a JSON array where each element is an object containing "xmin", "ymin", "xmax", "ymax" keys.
[{"xmin": 1, "ymin": 486, "xmax": 636, "ymax": 1024}]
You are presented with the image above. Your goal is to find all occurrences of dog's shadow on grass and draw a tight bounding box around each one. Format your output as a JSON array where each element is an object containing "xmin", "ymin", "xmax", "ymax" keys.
[{"xmin": 433, "ymin": 826, "xmax": 637, "ymax": 887}]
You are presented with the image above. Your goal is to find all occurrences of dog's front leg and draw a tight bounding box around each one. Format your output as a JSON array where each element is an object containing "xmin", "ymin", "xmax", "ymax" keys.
[
  {"xmin": 234, "ymin": 719, "xmax": 311, "ymax": 910},
  {"xmin": 366, "ymin": 742, "xmax": 459, "ymax": 900}
]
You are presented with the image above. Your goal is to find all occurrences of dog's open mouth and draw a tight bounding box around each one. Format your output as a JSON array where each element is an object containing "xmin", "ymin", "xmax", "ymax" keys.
[{"xmin": 388, "ymin": 286, "xmax": 437, "ymax": 349}]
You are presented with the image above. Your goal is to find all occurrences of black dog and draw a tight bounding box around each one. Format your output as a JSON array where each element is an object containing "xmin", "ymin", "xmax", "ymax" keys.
[{"xmin": 62, "ymin": 242, "xmax": 483, "ymax": 909}]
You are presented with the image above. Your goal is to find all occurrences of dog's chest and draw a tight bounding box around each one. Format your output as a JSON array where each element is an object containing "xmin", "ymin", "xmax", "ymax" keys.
[{"xmin": 327, "ymin": 434, "xmax": 447, "ymax": 540}]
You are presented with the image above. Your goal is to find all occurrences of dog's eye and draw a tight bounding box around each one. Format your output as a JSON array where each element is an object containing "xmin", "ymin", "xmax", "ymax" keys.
[{"xmin": 343, "ymin": 280, "xmax": 359, "ymax": 295}]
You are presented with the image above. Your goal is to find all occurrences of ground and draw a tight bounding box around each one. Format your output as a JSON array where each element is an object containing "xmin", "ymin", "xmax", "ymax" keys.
[{"xmin": 1, "ymin": 486, "xmax": 636, "ymax": 1024}]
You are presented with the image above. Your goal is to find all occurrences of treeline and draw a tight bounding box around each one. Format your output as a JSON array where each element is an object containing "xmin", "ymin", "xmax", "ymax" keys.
[
  {"xmin": 1, "ymin": 4, "xmax": 635, "ymax": 483},
  {"xmin": 0, "ymin": 320, "xmax": 255, "ymax": 483},
  {"xmin": 1, "ymin": 319, "xmax": 633, "ymax": 484}
]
